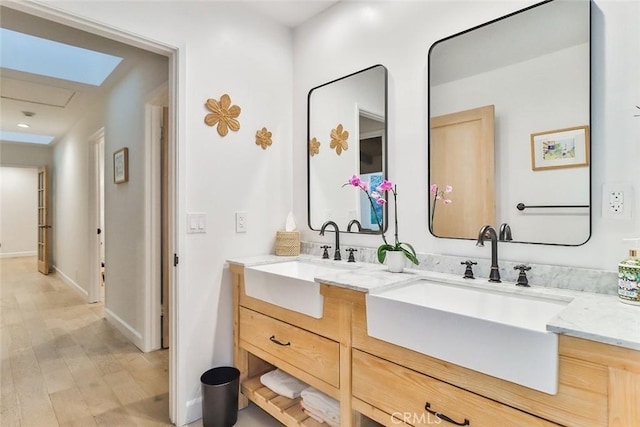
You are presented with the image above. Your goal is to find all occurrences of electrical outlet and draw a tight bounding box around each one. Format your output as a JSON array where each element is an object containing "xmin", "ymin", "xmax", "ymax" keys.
[
  {"xmin": 602, "ymin": 183, "xmax": 633, "ymax": 219},
  {"xmin": 610, "ymin": 202, "xmax": 624, "ymax": 213},
  {"xmin": 611, "ymin": 191, "xmax": 623, "ymax": 204},
  {"xmin": 236, "ymin": 211, "xmax": 247, "ymax": 233}
]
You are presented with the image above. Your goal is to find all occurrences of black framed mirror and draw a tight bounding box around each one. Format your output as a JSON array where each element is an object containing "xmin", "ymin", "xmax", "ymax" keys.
[
  {"xmin": 308, "ymin": 64, "xmax": 388, "ymax": 234},
  {"xmin": 428, "ymin": 0, "xmax": 591, "ymax": 246}
]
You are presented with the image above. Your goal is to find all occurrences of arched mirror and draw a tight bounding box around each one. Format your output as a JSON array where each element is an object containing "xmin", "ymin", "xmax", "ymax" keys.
[
  {"xmin": 428, "ymin": 0, "xmax": 591, "ymax": 245},
  {"xmin": 308, "ymin": 64, "xmax": 388, "ymax": 233}
]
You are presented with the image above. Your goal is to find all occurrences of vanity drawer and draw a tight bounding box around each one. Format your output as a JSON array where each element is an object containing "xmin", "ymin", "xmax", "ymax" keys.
[
  {"xmin": 352, "ymin": 350, "xmax": 559, "ymax": 427},
  {"xmin": 239, "ymin": 307, "xmax": 340, "ymax": 388}
]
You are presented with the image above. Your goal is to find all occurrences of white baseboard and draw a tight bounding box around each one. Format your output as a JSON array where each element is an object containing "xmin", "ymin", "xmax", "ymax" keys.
[
  {"xmin": 185, "ymin": 397, "xmax": 203, "ymax": 425},
  {"xmin": 0, "ymin": 251, "xmax": 37, "ymax": 259},
  {"xmin": 53, "ymin": 265, "xmax": 88, "ymax": 298},
  {"xmin": 105, "ymin": 307, "xmax": 144, "ymax": 351}
]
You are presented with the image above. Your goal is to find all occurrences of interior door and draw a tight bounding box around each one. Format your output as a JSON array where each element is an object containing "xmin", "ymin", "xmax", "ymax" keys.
[
  {"xmin": 430, "ymin": 105, "xmax": 496, "ymax": 239},
  {"xmin": 37, "ymin": 166, "xmax": 50, "ymax": 275},
  {"xmin": 161, "ymin": 106, "xmax": 170, "ymax": 349}
]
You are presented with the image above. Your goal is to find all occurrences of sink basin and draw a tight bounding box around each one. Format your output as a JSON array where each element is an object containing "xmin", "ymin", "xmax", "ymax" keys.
[
  {"xmin": 366, "ymin": 278, "xmax": 570, "ymax": 394},
  {"xmin": 244, "ymin": 260, "xmax": 356, "ymax": 318}
]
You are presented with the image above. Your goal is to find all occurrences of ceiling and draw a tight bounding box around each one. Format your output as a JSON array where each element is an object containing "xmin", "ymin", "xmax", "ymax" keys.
[
  {"xmin": 0, "ymin": 1, "xmax": 339, "ymax": 147},
  {"xmin": 0, "ymin": 6, "xmax": 162, "ymax": 146},
  {"xmin": 246, "ymin": 0, "xmax": 339, "ymax": 28}
]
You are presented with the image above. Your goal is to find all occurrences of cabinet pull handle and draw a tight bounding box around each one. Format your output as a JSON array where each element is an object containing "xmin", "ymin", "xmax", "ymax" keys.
[
  {"xmin": 425, "ymin": 402, "xmax": 469, "ymax": 426},
  {"xmin": 269, "ymin": 335, "xmax": 291, "ymax": 346}
]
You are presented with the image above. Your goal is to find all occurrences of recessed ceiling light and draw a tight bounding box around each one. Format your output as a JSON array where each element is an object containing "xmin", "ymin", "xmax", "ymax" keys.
[
  {"xmin": 0, "ymin": 130, "xmax": 55, "ymax": 145},
  {"xmin": 0, "ymin": 28, "xmax": 123, "ymax": 86},
  {"xmin": 17, "ymin": 123, "xmax": 30, "ymax": 128}
]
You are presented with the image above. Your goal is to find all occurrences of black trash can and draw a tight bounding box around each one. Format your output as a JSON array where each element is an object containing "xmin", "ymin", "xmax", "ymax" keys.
[{"xmin": 200, "ymin": 366, "xmax": 240, "ymax": 427}]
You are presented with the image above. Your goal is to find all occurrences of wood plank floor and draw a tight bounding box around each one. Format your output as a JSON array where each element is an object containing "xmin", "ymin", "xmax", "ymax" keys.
[{"xmin": 1, "ymin": 256, "xmax": 170, "ymax": 426}]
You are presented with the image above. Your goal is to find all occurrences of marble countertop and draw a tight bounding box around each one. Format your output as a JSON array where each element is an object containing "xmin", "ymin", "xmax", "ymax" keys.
[{"xmin": 227, "ymin": 255, "xmax": 640, "ymax": 351}]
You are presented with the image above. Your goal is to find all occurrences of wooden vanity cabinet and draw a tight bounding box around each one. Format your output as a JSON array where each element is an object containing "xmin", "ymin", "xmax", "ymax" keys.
[
  {"xmin": 232, "ymin": 264, "xmax": 639, "ymax": 427},
  {"xmin": 231, "ymin": 265, "xmax": 360, "ymax": 427},
  {"xmin": 350, "ymin": 291, "xmax": 640, "ymax": 427}
]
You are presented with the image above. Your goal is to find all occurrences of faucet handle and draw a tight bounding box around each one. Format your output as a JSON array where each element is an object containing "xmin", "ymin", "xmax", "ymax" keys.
[
  {"xmin": 346, "ymin": 248, "xmax": 357, "ymax": 263},
  {"xmin": 514, "ymin": 264, "xmax": 531, "ymax": 287},
  {"xmin": 461, "ymin": 260, "xmax": 477, "ymax": 279},
  {"xmin": 320, "ymin": 245, "xmax": 331, "ymax": 259}
]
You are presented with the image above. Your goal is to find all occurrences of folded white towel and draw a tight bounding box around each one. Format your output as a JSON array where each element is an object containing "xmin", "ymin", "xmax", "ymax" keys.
[
  {"xmin": 301, "ymin": 404, "xmax": 324, "ymax": 424},
  {"xmin": 259, "ymin": 369, "xmax": 308, "ymax": 399},
  {"xmin": 301, "ymin": 387, "xmax": 340, "ymax": 427}
]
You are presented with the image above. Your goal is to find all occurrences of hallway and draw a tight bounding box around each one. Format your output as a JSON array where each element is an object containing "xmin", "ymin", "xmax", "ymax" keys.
[{"xmin": 0, "ymin": 256, "xmax": 170, "ymax": 426}]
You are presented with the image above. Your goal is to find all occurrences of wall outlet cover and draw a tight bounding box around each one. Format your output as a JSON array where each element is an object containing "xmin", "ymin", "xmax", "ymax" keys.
[{"xmin": 602, "ymin": 183, "xmax": 633, "ymax": 220}]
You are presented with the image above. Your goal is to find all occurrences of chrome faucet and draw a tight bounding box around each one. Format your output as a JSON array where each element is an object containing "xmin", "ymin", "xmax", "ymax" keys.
[
  {"xmin": 320, "ymin": 220, "xmax": 341, "ymax": 261},
  {"xmin": 347, "ymin": 219, "xmax": 362, "ymax": 232},
  {"xmin": 499, "ymin": 223, "xmax": 513, "ymax": 241},
  {"xmin": 476, "ymin": 225, "xmax": 501, "ymax": 282}
]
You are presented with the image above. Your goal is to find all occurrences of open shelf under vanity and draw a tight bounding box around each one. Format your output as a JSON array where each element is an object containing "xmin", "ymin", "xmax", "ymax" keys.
[{"xmin": 241, "ymin": 374, "xmax": 329, "ymax": 427}]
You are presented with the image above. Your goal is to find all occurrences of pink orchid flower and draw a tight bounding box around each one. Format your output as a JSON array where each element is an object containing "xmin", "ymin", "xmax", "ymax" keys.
[
  {"xmin": 445, "ymin": 185, "xmax": 453, "ymax": 193},
  {"xmin": 376, "ymin": 198, "xmax": 386, "ymax": 205},
  {"xmin": 359, "ymin": 182, "xmax": 369, "ymax": 191},
  {"xmin": 430, "ymin": 184, "xmax": 438, "ymax": 195},
  {"xmin": 443, "ymin": 199, "xmax": 452, "ymax": 205},
  {"xmin": 377, "ymin": 180, "xmax": 394, "ymax": 193},
  {"xmin": 371, "ymin": 191, "xmax": 381, "ymax": 200},
  {"xmin": 349, "ymin": 175, "xmax": 361, "ymax": 187}
]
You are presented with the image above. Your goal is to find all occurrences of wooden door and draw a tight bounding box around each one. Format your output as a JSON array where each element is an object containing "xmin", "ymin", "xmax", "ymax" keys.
[
  {"xmin": 161, "ymin": 107, "xmax": 170, "ymax": 349},
  {"xmin": 37, "ymin": 166, "xmax": 50, "ymax": 275},
  {"xmin": 430, "ymin": 105, "xmax": 495, "ymax": 239}
]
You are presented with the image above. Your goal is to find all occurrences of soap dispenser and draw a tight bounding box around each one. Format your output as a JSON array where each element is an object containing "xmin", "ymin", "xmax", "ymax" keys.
[{"xmin": 618, "ymin": 238, "xmax": 640, "ymax": 305}]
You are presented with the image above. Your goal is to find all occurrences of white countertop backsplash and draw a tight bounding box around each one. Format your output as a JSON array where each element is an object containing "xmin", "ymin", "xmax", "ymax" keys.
[
  {"xmin": 302, "ymin": 241, "xmax": 620, "ymax": 295},
  {"xmin": 228, "ymin": 243, "xmax": 639, "ymax": 351}
]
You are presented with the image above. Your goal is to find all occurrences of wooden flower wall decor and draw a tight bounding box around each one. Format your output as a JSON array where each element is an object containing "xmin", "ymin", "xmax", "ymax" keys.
[
  {"xmin": 309, "ymin": 137, "xmax": 320, "ymax": 156},
  {"xmin": 255, "ymin": 127, "xmax": 273, "ymax": 150},
  {"xmin": 204, "ymin": 94, "xmax": 241, "ymax": 137},
  {"xmin": 330, "ymin": 124, "xmax": 349, "ymax": 155}
]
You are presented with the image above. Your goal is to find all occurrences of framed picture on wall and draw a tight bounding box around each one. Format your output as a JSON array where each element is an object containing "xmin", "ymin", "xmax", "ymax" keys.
[
  {"xmin": 113, "ymin": 147, "xmax": 129, "ymax": 184},
  {"xmin": 530, "ymin": 125, "xmax": 589, "ymax": 171}
]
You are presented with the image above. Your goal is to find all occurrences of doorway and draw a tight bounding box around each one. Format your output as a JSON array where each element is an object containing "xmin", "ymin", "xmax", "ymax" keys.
[
  {"xmin": 37, "ymin": 166, "xmax": 51, "ymax": 274},
  {"xmin": 90, "ymin": 129, "xmax": 105, "ymax": 304},
  {"xmin": 5, "ymin": 3, "xmax": 180, "ymax": 423}
]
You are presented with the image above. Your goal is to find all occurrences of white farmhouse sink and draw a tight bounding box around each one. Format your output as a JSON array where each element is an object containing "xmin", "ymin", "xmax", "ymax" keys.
[
  {"xmin": 366, "ymin": 279, "xmax": 570, "ymax": 394},
  {"xmin": 244, "ymin": 260, "xmax": 356, "ymax": 318}
]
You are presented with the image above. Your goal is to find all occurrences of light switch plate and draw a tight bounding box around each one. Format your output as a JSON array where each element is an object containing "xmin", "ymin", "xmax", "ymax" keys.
[{"xmin": 187, "ymin": 213, "xmax": 207, "ymax": 233}]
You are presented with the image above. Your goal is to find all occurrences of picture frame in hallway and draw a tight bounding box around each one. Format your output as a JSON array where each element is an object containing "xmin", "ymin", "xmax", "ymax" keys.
[
  {"xmin": 113, "ymin": 147, "xmax": 129, "ymax": 183},
  {"xmin": 530, "ymin": 125, "xmax": 589, "ymax": 171}
]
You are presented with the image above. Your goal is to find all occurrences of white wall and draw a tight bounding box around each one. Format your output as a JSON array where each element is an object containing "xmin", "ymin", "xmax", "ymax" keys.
[
  {"xmin": 0, "ymin": 143, "xmax": 53, "ymax": 261},
  {"xmin": 52, "ymin": 48, "xmax": 168, "ymax": 322},
  {"xmin": 0, "ymin": 142, "xmax": 52, "ymax": 168},
  {"xmin": 293, "ymin": 0, "xmax": 640, "ymax": 271},
  {"xmin": 102, "ymin": 52, "xmax": 168, "ymax": 342},
  {"xmin": 0, "ymin": 167, "xmax": 38, "ymax": 257}
]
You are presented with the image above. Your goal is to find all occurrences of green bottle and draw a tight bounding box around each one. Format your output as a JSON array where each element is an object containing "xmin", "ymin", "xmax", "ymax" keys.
[{"xmin": 619, "ymin": 238, "xmax": 640, "ymax": 305}]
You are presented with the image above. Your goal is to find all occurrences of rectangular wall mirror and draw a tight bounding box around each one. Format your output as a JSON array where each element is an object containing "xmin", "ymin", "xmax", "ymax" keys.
[
  {"xmin": 308, "ymin": 64, "xmax": 388, "ymax": 233},
  {"xmin": 428, "ymin": 0, "xmax": 591, "ymax": 246}
]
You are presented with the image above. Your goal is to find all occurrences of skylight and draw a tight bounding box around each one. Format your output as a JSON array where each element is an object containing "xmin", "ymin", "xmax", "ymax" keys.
[
  {"xmin": 0, "ymin": 28, "xmax": 123, "ymax": 86},
  {"xmin": 0, "ymin": 131, "xmax": 55, "ymax": 145}
]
